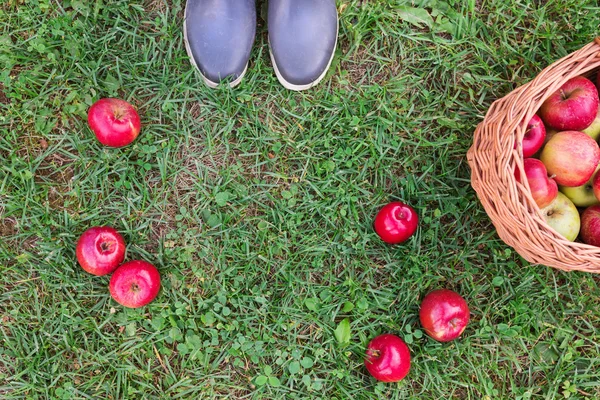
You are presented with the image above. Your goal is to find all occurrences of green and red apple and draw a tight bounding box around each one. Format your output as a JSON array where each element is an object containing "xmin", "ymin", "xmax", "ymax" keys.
[
  {"xmin": 582, "ymin": 105, "xmax": 600, "ymax": 141},
  {"xmin": 539, "ymin": 192, "xmax": 580, "ymax": 242},
  {"xmin": 539, "ymin": 131, "xmax": 600, "ymax": 187},
  {"xmin": 560, "ymin": 166, "xmax": 600, "ymax": 207}
]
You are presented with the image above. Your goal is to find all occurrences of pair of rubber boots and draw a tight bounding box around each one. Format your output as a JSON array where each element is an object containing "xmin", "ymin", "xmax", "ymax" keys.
[{"xmin": 184, "ymin": 0, "xmax": 338, "ymax": 91}]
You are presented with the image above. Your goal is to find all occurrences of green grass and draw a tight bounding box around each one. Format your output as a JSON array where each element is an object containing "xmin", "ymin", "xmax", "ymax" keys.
[{"xmin": 1, "ymin": 0, "xmax": 600, "ymax": 398}]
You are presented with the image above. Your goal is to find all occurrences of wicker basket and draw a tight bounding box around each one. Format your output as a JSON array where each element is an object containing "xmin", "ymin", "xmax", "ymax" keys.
[{"xmin": 467, "ymin": 37, "xmax": 600, "ymax": 273}]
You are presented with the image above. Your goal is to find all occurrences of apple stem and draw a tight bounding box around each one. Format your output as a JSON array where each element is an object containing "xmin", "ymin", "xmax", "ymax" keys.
[
  {"xmin": 370, "ymin": 350, "xmax": 381, "ymax": 358},
  {"xmin": 560, "ymin": 89, "xmax": 568, "ymax": 101}
]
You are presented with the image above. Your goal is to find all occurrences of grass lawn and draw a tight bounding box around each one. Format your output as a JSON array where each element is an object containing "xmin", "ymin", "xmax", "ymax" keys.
[{"xmin": 1, "ymin": 0, "xmax": 600, "ymax": 398}]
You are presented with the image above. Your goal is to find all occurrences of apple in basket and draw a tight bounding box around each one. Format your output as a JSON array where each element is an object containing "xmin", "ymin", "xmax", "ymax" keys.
[
  {"xmin": 583, "ymin": 105, "xmax": 600, "ymax": 141},
  {"xmin": 518, "ymin": 114, "xmax": 546, "ymax": 157},
  {"xmin": 539, "ymin": 131, "xmax": 600, "ymax": 187},
  {"xmin": 539, "ymin": 76, "xmax": 599, "ymax": 131},
  {"xmin": 539, "ymin": 192, "xmax": 580, "ymax": 242},
  {"xmin": 560, "ymin": 166, "xmax": 600, "ymax": 208},
  {"xmin": 580, "ymin": 205, "xmax": 600, "ymax": 247},
  {"xmin": 515, "ymin": 158, "xmax": 557, "ymax": 208}
]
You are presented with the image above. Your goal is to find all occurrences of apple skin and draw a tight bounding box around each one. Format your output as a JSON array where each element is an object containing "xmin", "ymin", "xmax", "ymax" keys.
[
  {"xmin": 520, "ymin": 114, "xmax": 546, "ymax": 157},
  {"xmin": 593, "ymin": 169, "xmax": 600, "ymax": 203},
  {"xmin": 560, "ymin": 166, "xmax": 600, "ymax": 207},
  {"xmin": 109, "ymin": 260, "xmax": 161, "ymax": 308},
  {"xmin": 76, "ymin": 226, "xmax": 126, "ymax": 276},
  {"xmin": 88, "ymin": 98, "xmax": 141, "ymax": 147},
  {"xmin": 543, "ymin": 128, "xmax": 559, "ymax": 146},
  {"xmin": 374, "ymin": 202, "xmax": 418, "ymax": 244},
  {"xmin": 514, "ymin": 158, "xmax": 558, "ymax": 208},
  {"xmin": 546, "ymin": 105, "xmax": 600, "ymax": 143},
  {"xmin": 580, "ymin": 205, "xmax": 600, "ymax": 246},
  {"xmin": 539, "ymin": 130, "xmax": 600, "ymax": 187},
  {"xmin": 582, "ymin": 105, "xmax": 600, "ymax": 140},
  {"xmin": 539, "ymin": 76, "xmax": 599, "ymax": 131},
  {"xmin": 539, "ymin": 192, "xmax": 580, "ymax": 242},
  {"xmin": 419, "ymin": 289, "xmax": 470, "ymax": 342},
  {"xmin": 364, "ymin": 334, "xmax": 411, "ymax": 382}
]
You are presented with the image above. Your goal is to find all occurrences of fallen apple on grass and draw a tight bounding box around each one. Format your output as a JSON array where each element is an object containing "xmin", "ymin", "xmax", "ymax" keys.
[
  {"xmin": 364, "ymin": 334, "xmax": 411, "ymax": 382},
  {"xmin": 109, "ymin": 260, "xmax": 161, "ymax": 308},
  {"xmin": 580, "ymin": 205, "xmax": 600, "ymax": 246},
  {"xmin": 419, "ymin": 289, "xmax": 470, "ymax": 342},
  {"xmin": 539, "ymin": 76, "xmax": 599, "ymax": 131},
  {"xmin": 539, "ymin": 130, "xmax": 600, "ymax": 187},
  {"xmin": 76, "ymin": 226, "xmax": 126, "ymax": 276},
  {"xmin": 374, "ymin": 201, "xmax": 418, "ymax": 244},
  {"xmin": 539, "ymin": 192, "xmax": 580, "ymax": 242},
  {"xmin": 88, "ymin": 98, "xmax": 141, "ymax": 147},
  {"xmin": 515, "ymin": 158, "xmax": 557, "ymax": 208}
]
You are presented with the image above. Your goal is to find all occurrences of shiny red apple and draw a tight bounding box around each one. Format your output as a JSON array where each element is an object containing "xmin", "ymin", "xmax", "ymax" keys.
[
  {"xmin": 364, "ymin": 334, "xmax": 411, "ymax": 382},
  {"xmin": 374, "ymin": 202, "xmax": 418, "ymax": 244},
  {"xmin": 539, "ymin": 76, "xmax": 599, "ymax": 131},
  {"xmin": 109, "ymin": 260, "xmax": 161, "ymax": 308},
  {"xmin": 580, "ymin": 205, "xmax": 600, "ymax": 247},
  {"xmin": 519, "ymin": 114, "xmax": 546, "ymax": 157},
  {"xmin": 88, "ymin": 98, "xmax": 141, "ymax": 147},
  {"xmin": 539, "ymin": 130, "xmax": 600, "ymax": 187},
  {"xmin": 419, "ymin": 289, "xmax": 470, "ymax": 342},
  {"xmin": 76, "ymin": 226, "xmax": 126, "ymax": 276},
  {"xmin": 514, "ymin": 158, "xmax": 558, "ymax": 208}
]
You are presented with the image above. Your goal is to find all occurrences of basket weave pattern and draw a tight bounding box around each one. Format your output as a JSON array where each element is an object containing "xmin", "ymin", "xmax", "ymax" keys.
[{"xmin": 467, "ymin": 38, "xmax": 600, "ymax": 273}]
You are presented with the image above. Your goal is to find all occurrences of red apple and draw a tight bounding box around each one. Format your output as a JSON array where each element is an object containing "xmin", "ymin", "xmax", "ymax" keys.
[
  {"xmin": 88, "ymin": 98, "xmax": 141, "ymax": 147},
  {"xmin": 518, "ymin": 114, "xmax": 546, "ymax": 157},
  {"xmin": 539, "ymin": 76, "xmax": 599, "ymax": 131},
  {"xmin": 109, "ymin": 260, "xmax": 161, "ymax": 308},
  {"xmin": 374, "ymin": 202, "xmax": 418, "ymax": 244},
  {"xmin": 76, "ymin": 226, "xmax": 126, "ymax": 276},
  {"xmin": 539, "ymin": 130, "xmax": 600, "ymax": 187},
  {"xmin": 514, "ymin": 158, "xmax": 558, "ymax": 208},
  {"xmin": 580, "ymin": 205, "xmax": 600, "ymax": 246},
  {"xmin": 364, "ymin": 334, "xmax": 410, "ymax": 382},
  {"xmin": 419, "ymin": 289, "xmax": 470, "ymax": 342}
]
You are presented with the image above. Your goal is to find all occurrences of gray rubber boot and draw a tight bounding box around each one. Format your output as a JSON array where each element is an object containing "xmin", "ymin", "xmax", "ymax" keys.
[
  {"xmin": 184, "ymin": 0, "xmax": 257, "ymax": 88},
  {"xmin": 268, "ymin": 0, "xmax": 339, "ymax": 91}
]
